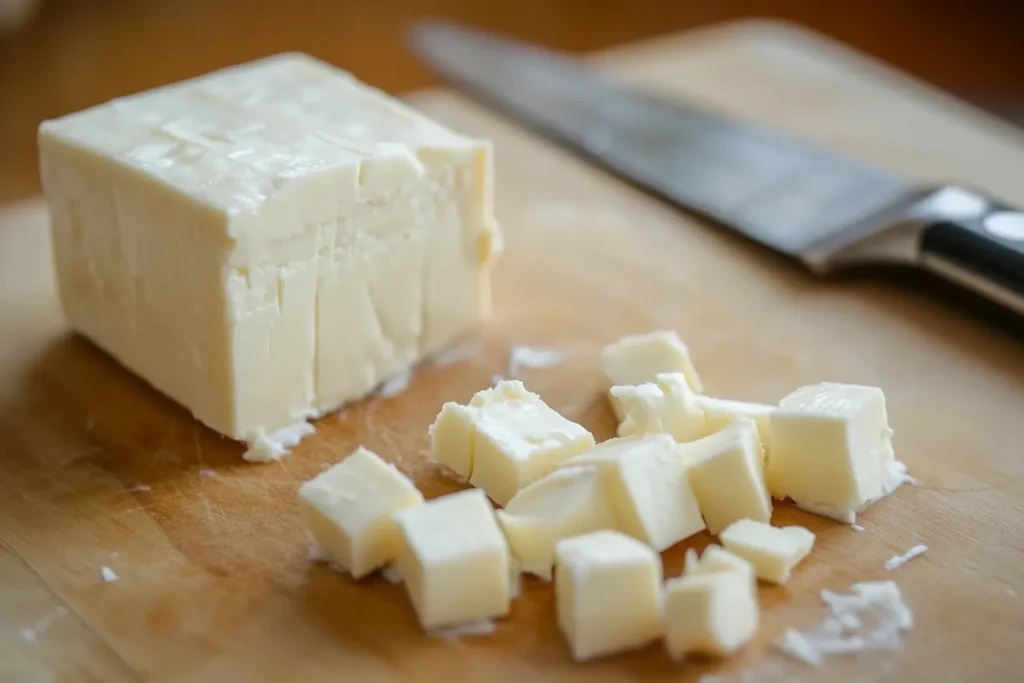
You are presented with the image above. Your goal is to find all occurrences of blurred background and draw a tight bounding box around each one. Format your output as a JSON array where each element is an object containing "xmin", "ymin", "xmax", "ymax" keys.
[{"xmin": 1, "ymin": 0, "xmax": 1022, "ymax": 206}]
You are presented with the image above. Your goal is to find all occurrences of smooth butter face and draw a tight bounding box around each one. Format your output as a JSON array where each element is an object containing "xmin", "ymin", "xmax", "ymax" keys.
[
  {"xmin": 393, "ymin": 489, "xmax": 510, "ymax": 631},
  {"xmin": 767, "ymin": 383, "xmax": 896, "ymax": 522},
  {"xmin": 497, "ymin": 465, "xmax": 618, "ymax": 580},
  {"xmin": 39, "ymin": 53, "xmax": 501, "ymax": 449},
  {"xmin": 297, "ymin": 446, "xmax": 423, "ymax": 578},
  {"xmin": 554, "ymin": 530, "xmax": 662, "ymax": 662},
  {"xmin": 562, "ymin": 434, "xmax": 705, "ymax": 552},
  {"xmin": 663, "ymin": 568, "xmax": 759, "ymax": 661}
]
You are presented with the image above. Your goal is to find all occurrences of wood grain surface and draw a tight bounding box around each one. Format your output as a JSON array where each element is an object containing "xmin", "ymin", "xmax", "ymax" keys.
[
  {"xmin": 2, "ymin": 19, "xmax": 1024, "ymax": 683},
  {"xmin": 2, "ymin": 0, "xmax": 1024, "ymax": 204}
]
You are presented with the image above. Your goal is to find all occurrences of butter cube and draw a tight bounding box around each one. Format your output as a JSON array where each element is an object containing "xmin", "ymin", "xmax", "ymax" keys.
[
  {"xmin": 684, "ymin": 418, "xmax": 772, "ymax": 534},
  {"xmin": 720, "ymin": 519, "xmax": 815, "ymax": 584},
  {"xmin": 39, "ymin": 53, "xmax": 500, "ymax": 458},
  {"xmin": 602, "ymin": 331, "xmax": 703, "ymax": 419},
  {"xmin": 663, "ymin": 569, "xmax": 759, "ymax": 660},
  {"xmin": 428, "ymin": 402, "xmax": 476, "ymax": 480},
  {"xmin": 685, "ymin": 544, "xmax": 756, "ymax": 580},
  {"xmin": 767, "ymin": 383, "xmax": 900, "ymax": 523},
  {"xmin": 612, "ymin": 373, "xmax": 708, "ymax": 442},
  {"xmin": 428, "ymin": 380, "xmax": 595, "ymax": 505},
  {"xmin": 694, "ymin": 395, "xmax": 774, "ymax": 455},
  {"xmin": 297, "ymin": 446, "xmax": 423, "ymax": 578},
  {"xmin": 563, "ymin": 435, "xmax": 705, "ymax": 551},
  {"xmin": 393, "ymin": 489, "xmax": 510, "ymax": 630},
  {"xmin": 554, "ymin": 530, "xmax": 663, "ymax": 661},
  {"xmin": 497, "ymin": 466, "xmax": 618, "ymax": 580}
]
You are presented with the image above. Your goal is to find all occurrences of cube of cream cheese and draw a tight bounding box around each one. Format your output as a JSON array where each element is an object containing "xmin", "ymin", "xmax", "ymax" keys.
[
  {"xmin": 663, "ymin": 568, "xmax": 759, "ymax": 660},
  {"xmin": 428, "ymin": 380, "xmax": 595, "ymax": 505},
  {"xmin": 562, "ymin": 434, "xmax": 705, "ymax": 551},
  {"xmin": 38, "ymin": 53, "xmax": 501, "ymax": 460},
  {"xmin": 297, "ymin": 446, "xmax": 423, "ymax": 578},
  {"xmin": 601, "ymin": 331, "xmax": 703, "ymax": 419},
  {"xmin": 720, "ymin": 519, "xmax": 815, "ymax": 585},
  {"xmin": 554, "ymin": 530, "xmax": 663, "ymax": 661},
  {"xmin": 496, "ymin": 465, "xmax": 618, "ymax": 580},
  {"xmin": 683, "ymin": 418, "xmax": 772, "ymax": 535},
  {"xmin": 393, "ymin": 488, "xmax": 511, "ymax": 631},
  {"xmin": 767, "ymin": 383, "xmax": 902, "ymax": 523}
]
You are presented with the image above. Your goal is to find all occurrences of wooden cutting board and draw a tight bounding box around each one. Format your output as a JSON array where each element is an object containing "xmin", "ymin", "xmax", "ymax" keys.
[{"xmin": 2, "ymin": 19, "xmax": 1024, "ymax": 683}]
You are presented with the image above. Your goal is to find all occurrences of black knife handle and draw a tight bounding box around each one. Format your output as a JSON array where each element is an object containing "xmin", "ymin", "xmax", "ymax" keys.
[{"xmin": 919, "ymin": 208, "xmax": 1024, "ymax": 316}]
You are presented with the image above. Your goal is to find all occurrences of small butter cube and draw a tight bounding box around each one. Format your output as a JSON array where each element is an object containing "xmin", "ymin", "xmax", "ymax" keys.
[
  {"xmin": 428, "ymin": 402, "xmax": 476, "ymax": 480},
  {"xmin": 685, "ymin": 545, "xmax": 756, "ymax": 581},
  {"xmin": 555, "ymin": 530, "xmax": 662, "ymax": 661},
  {"xmin": 694, "ymin": 395, "xmax": 774, "ymax": 455},
  {"xmin": 663, "ymin": 569, "xmax": 759, "ymax": 660},
  {"xmin": 612, "ymin": 373, "xmax": 708, "ymax": 442},
  {"xmin": 767, "ymin": 383, "xmax": 900, "ymax": 523},
  {"xmin": 298, "ymin": 446, "xmax": 423, "ymax": 578},
  {"xmin": 497, "ymin": 466, "xmax": 617, "ymax": 580},
  {"xmin": 684, "ymin": 418, "xmax": 772, "ymax": 534},
  {"xmin": 563, "ymin": 435, "xmax": 705, "ymax": 551},
  {"xmin": 602, "ymin": 331, "xmax": 703, "ymax": 419},
  {"xmin": 720, "ymin": 519, "xmax": 815, "ymax": 584},
  {"xmin": 393, "ymin": 489, "xmax": 510, "ymax": 630},
  {"xmin": 428, "ymin": 380, "xmax": 595, "ymax": 505}
]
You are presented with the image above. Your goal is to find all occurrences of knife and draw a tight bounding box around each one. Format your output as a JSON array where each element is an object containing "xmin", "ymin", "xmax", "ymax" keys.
[{"xmin": 410, "ymin": 22, "xmax": 1024, "ymax": 319}]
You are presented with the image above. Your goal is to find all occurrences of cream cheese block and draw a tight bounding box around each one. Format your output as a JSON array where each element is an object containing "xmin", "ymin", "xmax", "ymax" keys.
[
  {"xmin": 766, "ymin": 382, "xmax": 903, "ymax": 523},
  {"xmin": 601, "ymin": 331, "xmax": 702, "ymax": 419},
  {"xmin": 38, "ymin": 53, "xmax": 501, "ymax": 459},
  {"xmin": 719, "ymin": 519, "xmax": 815, "ymax": 585},
  {"xmin": 393, "ymin": 488, "xmax": 511, "ymax": 631},
  {"xmin": 496, "ymin": 465, "xmax": 617, "ymax": 580},
  {"xmin": 561, "ymin": 434, "xmax": 705, "ymax": 551},
  {"xmin": 297, "ymin": 446, "xmax": 423, "ymax": 578},
  {"xmin": 428, "ymin": 380, "xmax": 595, "ymax": 505},
  {"xmin": 554, "ymin": 530, "xmax": 663, "ymax": 661}
]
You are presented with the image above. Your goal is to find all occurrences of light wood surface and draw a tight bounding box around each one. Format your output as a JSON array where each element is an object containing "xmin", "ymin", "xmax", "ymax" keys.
[{"xmin": 2, "ymin": 19, "xmax": 1024, "ymax": 682}]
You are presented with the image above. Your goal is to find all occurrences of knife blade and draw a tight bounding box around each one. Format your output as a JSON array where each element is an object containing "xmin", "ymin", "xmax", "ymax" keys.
[{"xmin": 411, "ymin": 21, "xmax": 1024, "ymax": 319}]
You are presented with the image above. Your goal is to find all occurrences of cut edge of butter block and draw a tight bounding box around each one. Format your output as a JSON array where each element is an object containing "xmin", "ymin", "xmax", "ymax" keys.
[
  {"xmin": 684, "ymin": 418, "xmax": 772, "ymax": 535},
  {"xmin": 496, "ymin": 465, "xmax": 618, "ymax": 580},
  {"xmin": 244, "ymin": 419, "xmax": 316, "ymax": 462},
  {"xmin": 719, "ymin": 519, "xmax": 815, "ymax": 584},
  {"xmin": 612, "ymin": 373, "xmax": 708, "ymax": 443},
  {"xmin": 685, "ymin": 545, "xmax": 756, "ymax": 583},
  {"xmin": 554, "ymin": 530, "xmax": 663, "ymax": 662},
  {"xmin": 39, "ymin": 53, "xmax": 501, "ymax": 454},
  {"xmin": 428, "ymin": 401, "xmax": 478, "ymax": 481},
  {"xmin": 767, "ymin": 382, "xmax": 898, "ymax": 523},
  {"xmin": 393, "ymin": 488, "xmax": 510, "ymax": 631},
  {"xmin": 562, "ymin": 435, "xmax": 705, "ymax": 551},
  {"xmin": 297, "ymin": 446, "xmax": 424, "ymax": 578},
  {"xmin": 663, "ymin": 567, "xmax": 759, "ymax": 661},
  {"xmin": 601, "ymin": 330, "xmax": 703, "ymax": 420}
]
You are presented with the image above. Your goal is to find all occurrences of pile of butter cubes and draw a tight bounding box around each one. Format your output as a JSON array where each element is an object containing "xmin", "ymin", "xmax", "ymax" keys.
[{"xmin": 297, "ymin": 330, "xmax": 907, "ymax": 662}]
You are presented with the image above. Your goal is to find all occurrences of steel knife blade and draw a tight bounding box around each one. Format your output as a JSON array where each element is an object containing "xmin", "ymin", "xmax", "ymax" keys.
[{"xmin": 410, "ymin": 21, "xmax": 1024, "ymax": 319}]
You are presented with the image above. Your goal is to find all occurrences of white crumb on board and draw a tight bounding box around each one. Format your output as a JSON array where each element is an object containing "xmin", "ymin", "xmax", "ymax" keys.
[
  {"xmin": 100, "ymin": 566, "xmax": 118, "ymax": 583},
  {"xmin": 775, "ymin": 581, "xmax": 913, "ymax": 665},
  {"xmin": 380, "ymin": 565, "xmax": 402, "ymax": 584},
  {"xmin": 20, "ymin": 606, "xmax": 68, "ymax": 643},
  {"xmin": 243, "ymin": 420, "xmax": 315, "ymax": 462},
  {"xmin": 885, "ymin": 545, "xmax": 928, "ymax": 571},
  {"xmin": 377, "ymin": 369, "xmax": 413, "ymax": 398},
  {"xmin": 198, "ymin": 468, "xmax": 218, "ymax": 479},
  {"xmin": 429, "ymin": 619, "xmax": 496, "ymax": 639},
  {"xmin": 851, "ymin": 523, "xmax": 865, "ymax": 532},
  {"xmin": 507, "ymin": 345, "xmax": 568, "ymax": 378},
  {"xmin": 128, "ymin": 484, "xmax": 151, "ymax": 493},
  {"xmin": 430, "ymin": 343, "xmax": 480, "ymax": 368}
]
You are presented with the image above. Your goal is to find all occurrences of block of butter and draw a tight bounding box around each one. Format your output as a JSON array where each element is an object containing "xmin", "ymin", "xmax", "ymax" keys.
[
  {"xmin": 497, "ymin": 465, "xmax": 617, "ymax": 580},
  {"xmin": 554, "ymin": 530, "xmax": 663, "ymax": 661},
  {"xmin": 663, "ymin": 565, "xmax": 759, "ymax": 660},
  {"xmin": 601, "ymin": 331, "xmax": 702, "ymax": 419},
  {"xmin": 38, "ymin": 53, "xmax": 501, "ymax": 460},
  {"xmin": 297, "ymin": 446, "xmax": 423, "ymax": 578},
  {"xmin": 719, "ymin": 518, "xmax": 815, "ymax": 585},
  {"xmin": 428, "ymin": 380, "xmax": 595, "ymax": 505},
  {"xmin": 393, "ymin": 488, "xmax": 511, "ymax": 631},
  {"xmin": 767, "ymin": 382, "xmax": 903, "ymax": 522}
]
